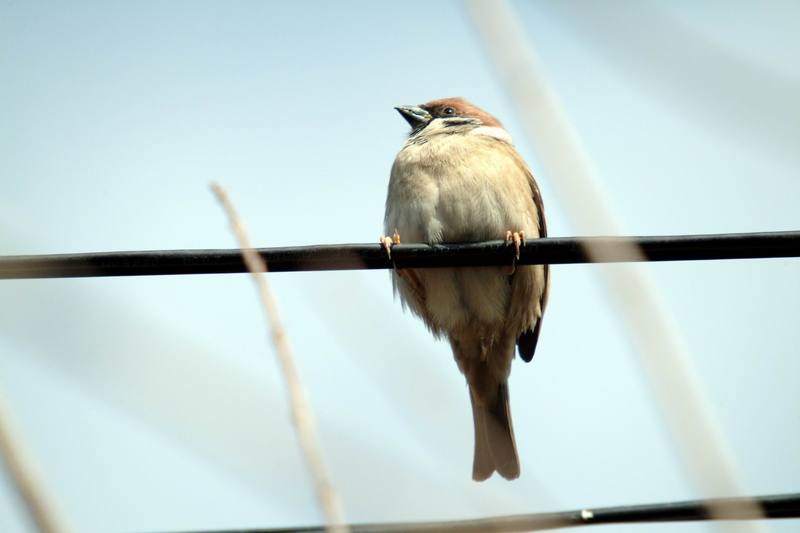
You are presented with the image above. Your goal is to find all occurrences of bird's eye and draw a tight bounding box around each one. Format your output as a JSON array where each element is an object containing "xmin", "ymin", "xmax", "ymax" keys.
[{"xmin": 443, "ymin": 107, "xmax": 455, "ymax": 115}]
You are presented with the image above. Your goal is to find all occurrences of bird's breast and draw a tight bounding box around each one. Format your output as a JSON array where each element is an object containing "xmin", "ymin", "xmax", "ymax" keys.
[
  {"xmin": 385, "ymin": 135, "xmax": 536, "ymax": 244},
  {"xmin": 384, "ymin": 133, "xmax": 542, "ymax": 334}
]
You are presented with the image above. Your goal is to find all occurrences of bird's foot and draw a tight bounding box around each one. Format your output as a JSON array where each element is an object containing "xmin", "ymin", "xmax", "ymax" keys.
[
  {"xmin": 380, "ymin": 231, "xmax": 425, "ymax": 304},
  {"xmin": 504, "ymin": 230, "xmax": 526, "ymax": 275},
  {"xmin": 380, "ymin": 230, "xmax": 401, "ymax": 260},
  {"xmin": 505, "ymin": 230, "xmax": 526, "ymax": 260}
]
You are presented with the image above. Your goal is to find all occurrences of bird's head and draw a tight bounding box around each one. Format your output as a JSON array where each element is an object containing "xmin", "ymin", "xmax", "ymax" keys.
[{"xmin": 394, "ymin": 97, "xmax": 505, "ymax": 139}]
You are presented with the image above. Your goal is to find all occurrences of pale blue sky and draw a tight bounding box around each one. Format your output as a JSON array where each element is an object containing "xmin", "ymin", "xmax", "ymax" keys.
[{"xmin": 1, "ymin": 1, "xmax": 798, "ymax": 532}]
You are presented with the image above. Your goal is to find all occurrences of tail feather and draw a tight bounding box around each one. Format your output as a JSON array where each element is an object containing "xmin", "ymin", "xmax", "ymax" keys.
[
  {"xmin": 470, "ymin": 382, "xmax": 520, "ymax": 481},
  {"xmin": 471, "ymin": 394, "xmax": 495, "ymax": 481}
]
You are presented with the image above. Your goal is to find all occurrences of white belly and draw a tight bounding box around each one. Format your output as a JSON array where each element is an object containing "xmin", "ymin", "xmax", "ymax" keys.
[{"xmin": 384, "ymin": 134, "xmax": 538, "ymax": 334}]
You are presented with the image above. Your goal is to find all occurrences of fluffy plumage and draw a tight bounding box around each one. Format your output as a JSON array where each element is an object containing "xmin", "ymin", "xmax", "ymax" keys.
[{"xmin": 384, "ymin": 97, "xmax": 549, "ymax": 480}]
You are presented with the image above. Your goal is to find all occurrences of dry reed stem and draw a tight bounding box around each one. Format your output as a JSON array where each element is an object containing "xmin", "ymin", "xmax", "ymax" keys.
[
  {"xmin": 211, "ymin": 183, "xmax": 348, "ymax": 533},
  {"xmin": 464, "ymin": 1, "xmax": 765, "ymax": 530},
  {"xmin": 0, "ymin": 389, "xmax": 70, "ymax": 533}
]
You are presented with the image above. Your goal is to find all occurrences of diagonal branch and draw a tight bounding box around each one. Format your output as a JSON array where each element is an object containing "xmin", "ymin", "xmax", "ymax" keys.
[
  {"xmin": 464, "ymin": 0, "xmax": 766, "ymax": 529},
  {"xmin": 0, "ymin": 389, "xmax": 70, "ymax": 533},
  {"xmin": 211, "ymin": 183, "xmax": 348, "ymax": 533}
]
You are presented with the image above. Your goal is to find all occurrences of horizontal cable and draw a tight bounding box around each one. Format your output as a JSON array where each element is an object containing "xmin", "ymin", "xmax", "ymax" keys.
[
  {"xmin": 165, "ymin": 492, "xmax": 800, "ymax": 532},
  {"xmin": 1, "ymin": 231, "xmax": 798, "ymax": 279}
]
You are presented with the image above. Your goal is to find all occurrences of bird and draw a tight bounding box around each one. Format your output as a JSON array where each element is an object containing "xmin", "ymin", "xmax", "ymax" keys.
[{"xmin": 382, "ymin": 97, "xmax": 549, "ymax": 481}]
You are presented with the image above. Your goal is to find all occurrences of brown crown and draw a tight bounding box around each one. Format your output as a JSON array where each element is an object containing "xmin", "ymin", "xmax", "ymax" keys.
[{"xmin": 421, "ymin": 97, "xmax": 503, "ymax": 128}]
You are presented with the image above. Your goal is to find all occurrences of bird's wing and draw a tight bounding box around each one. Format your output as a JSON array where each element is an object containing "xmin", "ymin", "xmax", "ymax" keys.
[{"xmin": 516, "ymin": 165, "xmax": 550, "ymax": 363}]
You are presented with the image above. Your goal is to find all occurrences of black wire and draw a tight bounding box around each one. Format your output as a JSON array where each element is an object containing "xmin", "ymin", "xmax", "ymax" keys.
[
  {"xmin": 1, "ymin": 231, "xmax": 798, "ymax": 279},
  {"xmin": 167, "ymin": 492, "xmax": 800, "ymax": 533}
]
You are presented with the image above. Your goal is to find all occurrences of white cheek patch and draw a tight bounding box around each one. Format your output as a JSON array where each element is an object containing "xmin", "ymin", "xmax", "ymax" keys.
[
  {"xmin": 470, "ymin": 126, "xmax": 513, "ymax": 144},
  {"xmin": 424, "ymin": 118, "xmax": 449, "ymax": 133}
]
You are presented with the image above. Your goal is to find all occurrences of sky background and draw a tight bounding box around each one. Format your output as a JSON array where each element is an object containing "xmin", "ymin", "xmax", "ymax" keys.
[{"xmin": 1, "ymin": 1, "xmax": 799, "ymax": 532}]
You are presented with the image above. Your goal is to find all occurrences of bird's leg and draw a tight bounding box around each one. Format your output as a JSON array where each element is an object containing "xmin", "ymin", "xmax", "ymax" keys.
[
  {"xmin": 380, "ymin": 231, "xmax": 426, "ymax": 304},
  {"xmin": 504, "ymin": 230, "xmax": 526, "ymax": 275},
  {"xmin": 379, "ymin": 230, "xmax": 402, "ymax": 260}
]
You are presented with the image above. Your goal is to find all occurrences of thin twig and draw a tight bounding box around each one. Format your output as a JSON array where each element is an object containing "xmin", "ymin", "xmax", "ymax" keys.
[
  {"xmin": 0, "ymin": 389, "xmax": 70, "ymax": 533},
  {"xmin": 464, "ymin": 0, "xmax": 765, "ymax": 529},
  {"xmin": 210, "ymin": 183, "xmax": 348, "ymax": 533}
]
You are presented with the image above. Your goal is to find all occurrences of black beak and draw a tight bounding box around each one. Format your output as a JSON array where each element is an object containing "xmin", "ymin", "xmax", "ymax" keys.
[{"xmin": 395, "ymin": 105, "xmax": 432, "ymax": 130}]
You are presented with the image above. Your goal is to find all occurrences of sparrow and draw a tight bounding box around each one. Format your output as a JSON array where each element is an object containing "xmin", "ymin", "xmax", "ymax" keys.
[{"xmin": 382, "ymin": 97, "xmax": 549, "ymax": 481}]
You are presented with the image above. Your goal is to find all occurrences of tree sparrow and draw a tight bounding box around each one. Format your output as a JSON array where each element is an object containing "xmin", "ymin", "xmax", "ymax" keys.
[{"xmin": 382, "ymin": 97, "xmax": 549, "ymax": 481}]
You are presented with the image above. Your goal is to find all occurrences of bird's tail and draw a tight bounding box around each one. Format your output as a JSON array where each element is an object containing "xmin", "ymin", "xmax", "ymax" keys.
[{"xmin": 470, "ymin": 381, "xmax": 520, "ymax": 481}]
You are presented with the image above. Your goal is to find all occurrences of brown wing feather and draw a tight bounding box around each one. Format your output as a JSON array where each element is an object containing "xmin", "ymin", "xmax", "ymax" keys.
[{"xmin": 517, "ymin": 169, "xmax": 549, "ymax": 363}]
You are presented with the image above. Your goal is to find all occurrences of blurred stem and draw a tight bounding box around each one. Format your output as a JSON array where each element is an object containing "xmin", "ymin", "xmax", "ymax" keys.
[
  {"xmin": 211, "ymin": 183, "xmax": 348, "ymax": 533},
  {"xmin": 0, "ymin": 388, "xmax": 70, "ymax": 533}
]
